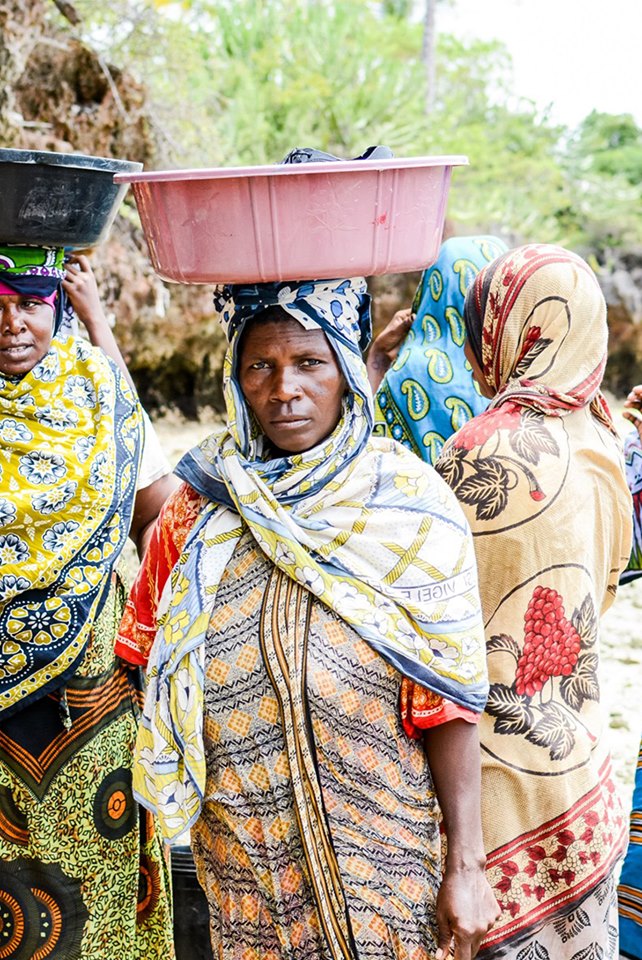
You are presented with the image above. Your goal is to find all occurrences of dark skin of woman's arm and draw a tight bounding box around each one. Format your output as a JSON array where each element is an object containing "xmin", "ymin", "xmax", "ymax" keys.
[
  {"xmin": 365, "ymin": 307, "xmax": 414, "ymax": 392},
  {"xmin": 130, "ymin": 473, "xmax": 180, "ymax": 559},
  {"xmin": 62, "ymin": 254, "xmax": 138, "ymax": 390},
  {"xmin": 422, "ymin": 719, "xmax": 500, "ymax": 960}
]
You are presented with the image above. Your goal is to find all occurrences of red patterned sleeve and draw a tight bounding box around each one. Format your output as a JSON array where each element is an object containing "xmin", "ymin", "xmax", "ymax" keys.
[
  {"xmin": 116, "ymin": 482, "xmax": 206, "ymax": 667},
  {"xmin": 400, "ymin": 678, "xmax": 480, "ymax": 738}
]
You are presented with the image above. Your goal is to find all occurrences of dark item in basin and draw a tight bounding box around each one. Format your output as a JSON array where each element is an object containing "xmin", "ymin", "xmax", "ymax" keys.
[
  {"xmin": 0, "ymin": 148, "xmax": 143, "ymax": 249},
  {"xmin": 171, "ymin": 845, "xmax": 214, "ymax": 960}
]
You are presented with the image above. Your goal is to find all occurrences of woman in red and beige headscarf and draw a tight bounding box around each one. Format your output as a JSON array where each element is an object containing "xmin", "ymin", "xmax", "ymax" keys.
[{"xmin": 410, "ymin": 244, "xmax": 632, "ymax": 958}]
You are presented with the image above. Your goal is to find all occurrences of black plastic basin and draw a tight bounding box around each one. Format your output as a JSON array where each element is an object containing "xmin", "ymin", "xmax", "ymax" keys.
[{"xmin": 0, "ymin": 148, "xmax": 143, "ymax": 249}]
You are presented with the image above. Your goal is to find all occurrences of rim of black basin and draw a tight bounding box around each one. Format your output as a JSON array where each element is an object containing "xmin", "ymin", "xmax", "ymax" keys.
[{"xmin": 0, "ymin": 148, "xmax": 143, "ymax": 173}]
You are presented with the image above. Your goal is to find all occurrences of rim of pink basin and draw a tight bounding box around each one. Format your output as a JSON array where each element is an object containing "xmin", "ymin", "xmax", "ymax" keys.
[{"xmin": 114, "ymin": 155, "xmax": 469, "ymax": 184}]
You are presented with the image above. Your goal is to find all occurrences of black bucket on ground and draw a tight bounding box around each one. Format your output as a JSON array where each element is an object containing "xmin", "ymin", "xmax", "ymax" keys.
[{"xmin": 171, "ymin": 845, "xmax": 214, "ymax": 960}]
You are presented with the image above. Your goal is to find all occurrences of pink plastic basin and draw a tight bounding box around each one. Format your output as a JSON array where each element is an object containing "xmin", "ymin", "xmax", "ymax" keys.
[{"xmin": 115, "ymin": 155, "xmax": 468, "ymax": 284}]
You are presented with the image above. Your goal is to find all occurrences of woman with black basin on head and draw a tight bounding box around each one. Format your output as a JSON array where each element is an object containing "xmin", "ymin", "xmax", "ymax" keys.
[
  {"xmin": 117, "ymin": 277, "xmax": 500, "ymax": 960},
  {"xmin": 0, "ymin": 244, "xmax": 175, "ymax": 959}
]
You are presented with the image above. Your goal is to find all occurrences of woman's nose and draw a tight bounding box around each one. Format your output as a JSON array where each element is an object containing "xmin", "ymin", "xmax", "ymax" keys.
[
  {"xmin": 271, "ymin": 367, "xmax": 303, "ymax": 401},
  {"xmin": 0, "ymin": 305, "xmax": 24, "ymax": 335}
]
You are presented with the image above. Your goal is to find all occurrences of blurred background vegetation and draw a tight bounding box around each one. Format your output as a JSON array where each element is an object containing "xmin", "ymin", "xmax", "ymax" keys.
[
  {"xmin": 54, "ymin": 0, "xmax": 642, "ymax": 259},
  {"xmin": 2, "ymin": 0, "xmax": 639, "ymax": 409}
]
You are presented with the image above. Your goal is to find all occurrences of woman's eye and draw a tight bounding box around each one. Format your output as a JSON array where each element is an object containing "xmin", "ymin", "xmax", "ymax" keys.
[{"xmin": 301, "ymin": 358, "xmax": 322, "ymax": 367}]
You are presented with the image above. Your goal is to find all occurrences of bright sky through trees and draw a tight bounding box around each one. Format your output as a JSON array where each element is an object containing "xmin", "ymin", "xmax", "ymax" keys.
[{"xmin": 439, "ymin": 0, "xmax": 642, "ymax": 127}]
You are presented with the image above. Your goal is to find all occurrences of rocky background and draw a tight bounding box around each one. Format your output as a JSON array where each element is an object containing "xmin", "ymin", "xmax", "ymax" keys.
[{"xmin": 1, "ymin": 0, "xmax": 642, "ymax": 415}]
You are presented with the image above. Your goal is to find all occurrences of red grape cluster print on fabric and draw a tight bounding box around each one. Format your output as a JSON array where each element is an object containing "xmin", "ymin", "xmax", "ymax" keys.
[{"xmin": 485, "ymin": 591, "xmax": 599, "ymax": 762}]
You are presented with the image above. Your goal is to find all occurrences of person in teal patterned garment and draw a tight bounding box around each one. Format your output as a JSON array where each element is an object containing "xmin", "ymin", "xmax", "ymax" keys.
[{"xmin": 371, "ymin": 235, "xmax": 507, "ymax": 463}]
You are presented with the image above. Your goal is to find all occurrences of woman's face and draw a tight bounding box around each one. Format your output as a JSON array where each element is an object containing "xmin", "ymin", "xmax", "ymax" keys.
[
  {"xmin": 0, "ymin": 295, "xmax": 54, "ymax": 376},
  {"xmin": 464, "ymin": 338, "xmax": 495, "ymax": 399},
  {"xmin": 238, "ymin": 317, "xmax": 347, "ymax": 455}
]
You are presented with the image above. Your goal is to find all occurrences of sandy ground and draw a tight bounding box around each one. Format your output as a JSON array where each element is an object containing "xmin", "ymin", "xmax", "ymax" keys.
[
  {"xmin": 601, "ymin": 578, "xmax": 642, "ymax": 802},
  {"xmin": 595, "ymin": 395, "xmax": 642, "ymax": 812}
]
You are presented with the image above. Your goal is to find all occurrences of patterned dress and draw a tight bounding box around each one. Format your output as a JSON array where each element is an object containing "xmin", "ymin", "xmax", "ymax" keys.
[
  {"xmin": 0, "ymin": 577, "xmax": 174, "ymax": 959},
  {"xmin": 191, "ymin": 532, "xmax": 441, "ymax": 960},
  {"xmin": 117, "ymin": 480, "xmax": 481, "ymax": 960}
]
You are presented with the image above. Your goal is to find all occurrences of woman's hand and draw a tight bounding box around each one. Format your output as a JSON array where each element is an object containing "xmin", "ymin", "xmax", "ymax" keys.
[
  {"xmin": 435, "ymin": 861, "xmax": 500, "ymax": 960},
  {"xmin": 422, "ymin": 719, "xmax": 500, "ymax": 959},
  {"xmin": 63, "ymin": 254, "xmax": 136, "ymax": 389},
  {"xmin": 62, "ymin": 254, "xmax": 108, "ymax": 333},
  {"xmin": 623, "ymin": 384, "xmax": 642, "ymax": 438},
  {"xmin": 366, "ymin": 307, "xmax": 414, "ymax": 392}
]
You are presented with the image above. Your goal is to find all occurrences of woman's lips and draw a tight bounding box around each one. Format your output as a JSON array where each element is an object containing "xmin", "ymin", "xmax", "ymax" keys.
[
  {"xmin": 0, "ymin": 344, "xmax": 32, "ymax": 357},
  {"xmin": 270, "ymin": 417, "xmax": 310, "ymax": 427}
]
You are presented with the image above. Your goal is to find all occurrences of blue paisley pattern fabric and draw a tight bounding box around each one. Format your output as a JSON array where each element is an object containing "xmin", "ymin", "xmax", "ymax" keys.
[
  {"xmin": 0, "ymin": 334, "xmax": 142, "ymax": 717},
  {"xmin": 374, "ymin": 236, "xmax": 507, "ymax": 464}
]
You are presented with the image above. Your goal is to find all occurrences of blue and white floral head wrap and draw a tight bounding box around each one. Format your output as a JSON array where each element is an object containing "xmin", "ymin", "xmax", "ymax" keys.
[
  {"xmin": 134, "ymin": 276, "xmax": 488, "ymax": 840},
  {"xmin": 214, "ymin": 277, "xmax": 372, "ymax": 351},
  {"xmin": 179, "ymin": 278, "xmax": 373, "ymax": 503}
]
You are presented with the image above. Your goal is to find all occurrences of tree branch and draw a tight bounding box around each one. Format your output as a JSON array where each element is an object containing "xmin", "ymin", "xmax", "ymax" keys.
[{"xmin": 50, "ymin": 0, "xmax": 81, "ymax": 27}]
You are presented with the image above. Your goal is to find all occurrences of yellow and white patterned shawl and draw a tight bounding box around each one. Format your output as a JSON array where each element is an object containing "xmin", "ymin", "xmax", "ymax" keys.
[
  {"xmin": 0, "ymin": 334, "xmax": 142, "ymax": 717},
  {"xmin": 132, "ymin": 277, "xmax": 488, "ymax": 840}
]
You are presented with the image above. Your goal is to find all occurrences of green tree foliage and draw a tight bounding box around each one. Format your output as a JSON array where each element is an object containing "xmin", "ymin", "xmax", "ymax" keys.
[
  {"xmin": 576, "ymin": 111, "xmax": 642, "ymax": 184},
  {"xmin": 381, "ymin": 0, "xmax": 415, "ymax": 17},
  {"xmin": 427, "ymin": 34, "xmax": 566, "ymax": 239},
  {"xmin": 54, "ymin": 0, "xmax": 642, "ymax": 253},
  {"xmin": 557, "ymin": 112, "xmax": 642, "ymax": 254}
]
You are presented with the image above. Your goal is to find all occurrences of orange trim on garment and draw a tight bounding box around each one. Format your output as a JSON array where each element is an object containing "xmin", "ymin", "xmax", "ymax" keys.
[
  {"xmin": 399, "ymin": 676, "xmax": 479, "ymax": 737},
  {"xmin": 115, "ymin": 482, "xmax": 205, "ymax": 667}
]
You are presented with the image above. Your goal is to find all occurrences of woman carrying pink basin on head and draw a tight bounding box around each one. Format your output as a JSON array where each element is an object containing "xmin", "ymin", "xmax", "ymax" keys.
[{"xmin": 117, "ymin": 275, "xmax": 499, "ymax": 960}]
